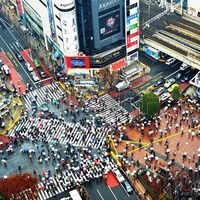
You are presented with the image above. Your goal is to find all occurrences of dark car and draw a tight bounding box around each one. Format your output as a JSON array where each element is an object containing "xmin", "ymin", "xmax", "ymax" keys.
[
  {"xmin": 16, "ymin": 52, "xmax": 23, "ymax": 61},
  {"xmin": 126, "ymin": 95, "xmax": 140, "ymax": 103},
  {"xmin": 38, "ymin": 68, "xmax": 47, "ymax": 78},
  {"xmin": 175, "ymin": 72, "xmax": 182, "ymax": 80},
  {"xmin": 154, "ymin": 78, "xmax": 165, "ymax": 87},
  {"xmin": 180, "ymin": 75, "xmax": 189, "ymax": 83}
]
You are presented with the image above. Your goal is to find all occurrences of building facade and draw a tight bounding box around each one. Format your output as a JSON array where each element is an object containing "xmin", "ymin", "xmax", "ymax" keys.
[{"xmin": 12, "ymin": 0, "xmax": 140, "ymax": 75}]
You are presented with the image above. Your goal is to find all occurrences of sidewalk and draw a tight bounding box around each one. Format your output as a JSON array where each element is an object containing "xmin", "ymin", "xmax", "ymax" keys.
[{"xmin": 111, "ymin": 100, "xmax": 200, "ymax": 199}]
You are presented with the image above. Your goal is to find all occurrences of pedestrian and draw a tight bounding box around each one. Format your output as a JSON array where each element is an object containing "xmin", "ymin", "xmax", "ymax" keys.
[
  {"xmin": 176, "ymin": 141, "xmax": 179, "ymax": 148},
  {"xmin": 33, "ymin": 169, "xmax": 37, "ymax": 175}
]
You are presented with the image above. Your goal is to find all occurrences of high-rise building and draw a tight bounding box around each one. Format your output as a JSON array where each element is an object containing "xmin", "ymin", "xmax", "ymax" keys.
[{"xmin": 13, "ymin": 0, "xmax": 140, "ymax": 74}]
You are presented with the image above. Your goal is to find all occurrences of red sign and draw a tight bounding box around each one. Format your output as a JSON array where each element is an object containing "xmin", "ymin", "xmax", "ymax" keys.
[
  {"xmin": 127, "ymin": 31, "xmax": 139, "ymax": 48},
  {"xmin": 17, "ymin": 0, "xmax": 24, "ymax": 14},
  {"xmin": 111, "ymin": 58, "xmax": 126, "ymax": 71},
  {"xmin": 64, "ymin": 56, "xmax": 90, "ymax": 69}
]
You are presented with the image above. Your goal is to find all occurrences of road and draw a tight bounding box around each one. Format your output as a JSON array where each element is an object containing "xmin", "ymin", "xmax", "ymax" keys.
[
  {"xmin": 84, "ymin": 181, "xmax": 139, "ymax": 200},
  {"xmin": 0, "ymin": 13, "xmax": 38, "ymax": 91}
]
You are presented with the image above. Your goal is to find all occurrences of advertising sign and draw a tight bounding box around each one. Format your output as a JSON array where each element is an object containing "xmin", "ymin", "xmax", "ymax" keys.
[
  {"xmin": 64, "ymin": 56, "xmax": 90, "ymax": 69},
  {"xmin": 17, "ymin": 0, "xmax": 24, "ymax": 14},
  {"xmin": 99, "ymin": 10, "xmax": 120, "ymax": 40},
  {"xmin": 127, "ymin": 31, "xmax": 139, "ymax": 48}
]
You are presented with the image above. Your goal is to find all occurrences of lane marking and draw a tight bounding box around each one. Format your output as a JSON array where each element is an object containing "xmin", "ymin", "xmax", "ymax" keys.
[
  {"xmin": 108, "ymin": 186, "xmax": 118, "ymax": 200},
  {"xmin": 97, "ymin": 189, "xmax": 105, "ymax": 200}
]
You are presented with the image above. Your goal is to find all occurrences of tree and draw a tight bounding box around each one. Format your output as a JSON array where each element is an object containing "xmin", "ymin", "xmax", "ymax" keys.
[
  {"xmin": 0, "ymin": 172, "xmax": 39, "ymax": 199},
  {"xmin": 140, "ymin": 92, "xmax": 160, "ymax": 117},
  {"xmin": 172, "ymin": 86, "xmax": 181, "ymax": 101},
  {"xmin": 97, "ymin": 68, "xmax": 118, "ymax": 89}
]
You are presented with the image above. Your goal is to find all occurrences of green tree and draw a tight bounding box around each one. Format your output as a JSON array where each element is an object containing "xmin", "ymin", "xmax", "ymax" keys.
[
  {"xmin": 140, "ymin": 92, "xmax": 160, "ymax": 117},
  {"xmin": 172, "ymin": 86, "xmax": 181, "ymax": 101}
]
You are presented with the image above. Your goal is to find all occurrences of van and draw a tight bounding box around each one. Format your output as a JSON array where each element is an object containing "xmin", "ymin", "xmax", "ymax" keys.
[
  {"xmin": 115, "ymin": 81, "xmax": 131, "ymax": 92},
  {"xmin": 1, "ymin": 65, "xmax": 10, "ymax": 75}
]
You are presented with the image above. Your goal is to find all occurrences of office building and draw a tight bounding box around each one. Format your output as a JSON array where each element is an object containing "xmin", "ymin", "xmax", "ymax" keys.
[{"xmin": 11, "ymin": 0, "xmax": 140, "ymax": 75}]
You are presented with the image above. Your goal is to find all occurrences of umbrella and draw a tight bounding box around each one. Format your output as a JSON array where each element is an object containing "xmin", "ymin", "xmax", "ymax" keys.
[{"xmin": 3, "ymin": 175, "xmax": 7, "ymax": 179}]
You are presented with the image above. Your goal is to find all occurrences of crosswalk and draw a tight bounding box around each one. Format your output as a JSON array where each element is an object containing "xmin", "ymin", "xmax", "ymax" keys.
[
  {"xmin": 13, "ymin": 154, "xmax": 118, "ymax": 200},
  {"xmin": 22, "ymin": 82, "xmax": 65, "ymax": 110},
  {"xmin": 84, "ymin": 94, "xmax": 132, "ymax": 126},
  {"xmin": 8, "ymin": 117, "xmax": 110, "ymax": 149}
]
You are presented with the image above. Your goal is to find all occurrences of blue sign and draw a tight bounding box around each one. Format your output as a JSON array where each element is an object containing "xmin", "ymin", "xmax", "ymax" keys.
[{"xmin": 127, "ymin": 13, "xmax": 138, "ymax": 23}]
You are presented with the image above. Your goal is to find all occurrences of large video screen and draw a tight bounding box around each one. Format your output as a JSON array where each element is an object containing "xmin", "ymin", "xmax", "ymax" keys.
[
  {"xmin": 71, "ymin": 59, "xmax": 86, "ymax": 68},
  {"xmin": 64, "ymin": 56, "xmax": 90, "ymax": 69},
  {"xmin": 99, "ymin": 10, "xmax": 120, "ymax": 40}
]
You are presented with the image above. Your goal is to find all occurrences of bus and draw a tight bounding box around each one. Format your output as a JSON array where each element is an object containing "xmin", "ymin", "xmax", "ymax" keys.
[{"xmin": 143, "ymin": 45, "xmax": 161, "ymax": 60}]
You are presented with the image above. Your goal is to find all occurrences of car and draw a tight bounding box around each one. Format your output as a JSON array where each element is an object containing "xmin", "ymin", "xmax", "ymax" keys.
[
  {"xmin": 165, "ymin": 58, "xmax": 176, "ymax": 65},
  {"xmin": 16, "ymin": 52, "xmax": 23, "ymax": 61},
  {"xmin": 38, "ymin": 68, "xmax": 47, "ymax": 78},
  {"xmin": 180, "ymin": 75, "xmax": 189, "ymax": 83},
  {"xmin": 180, "ymin": 63, "xmax": 189, "ymax": 71},
  {"xmin": 164, "ymin": 78, "xmax": 175, "ymax": 88},
  {"xmin": 168, "ymin": 83, "xmax": 179, "ymax": 92},
  {"xmin": 122, "ymin": 181, "xmax": 133, "ymax": 194},
  {"xmin": 41, "ymin": 102, "xmax": 49, "ymax": 112},
  {"xmin": 30, "ymin": 72, "xmax": 40, "ymax": 82},
  {"xmin": 25, "ymin": 62, "xmax": 33, "ymax": 72},
  {"xmin": 160, "ymin": 92, "xmax": 171, "ymax": 101},
  {"xmin": 175, "ymin": 72, "xmax": 182, "ymax": 80},
  {"xmin": 126, "ymin": 95, "xmax": 140, "ymax": 103},
  {"xmin": 154, "ymin": 87, "xmax": 164, "ymax": 96},
  {"xmin": 112, "ymin": 168, "xmax": 125, "ymax": 183},
  {"xmin": 154, "ymin": 78, "xmax": 165, "ymax": 87},
  {"xmin": 141, "ymin": 86, "xmax": 155, "ymax": 95},
  {"xmin": 33, "ymin": 58, "xmax": 41, "ymax": 67}
]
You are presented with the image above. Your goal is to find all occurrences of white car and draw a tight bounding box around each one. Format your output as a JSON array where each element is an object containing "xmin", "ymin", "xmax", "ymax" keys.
[
  {"xmin": 160, "ymin": 92, "xmax": 171, "ymax": 101},
  {"xmin": 30, "ymin": 72, "xmax": 39, "ymax": 82},
  {"xmin": 180, "ymin": 63, "xmax": 189, "ymax": 71},
  {"xmin": 112, "ymin": 168, "xmax": 125, "ymax": 183},
  {"xmin": 165, "ymin": 58, "xmax": 176, "ymax": 65},
  {"xmin": 154, "ymin": 87, "xmax": 164, "ymax": 96},
  {"xmin": 164, "ymin": 78, "xmax": 175, "ymax": 88},
  {"xmin": 25, "ymin": 62, "xmax": 33, "ymax": 72}
]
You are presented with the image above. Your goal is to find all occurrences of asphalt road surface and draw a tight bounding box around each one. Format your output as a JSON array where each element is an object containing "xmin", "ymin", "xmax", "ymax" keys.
[
  {"xmin": 84, "ymin": 181, "xmax": 139, "ymax": 200},
  {"xmin": 0, "ymin": 13, "xmax": 38, "ymax": 90}
]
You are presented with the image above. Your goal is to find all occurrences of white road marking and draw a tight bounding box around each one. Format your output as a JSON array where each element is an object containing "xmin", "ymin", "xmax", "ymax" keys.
[
  {"xmin": 108, "ymin": 186, "xmax": 118, "ymax": 200},
  {"xmin": 97, "ymin": 189, "xmax": 105, "ymax": 200}
]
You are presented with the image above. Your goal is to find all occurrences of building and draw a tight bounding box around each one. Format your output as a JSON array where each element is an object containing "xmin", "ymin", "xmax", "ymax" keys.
[{"xmin": 11, "ymin": 0, "xmax": 140, "ymax": 76}]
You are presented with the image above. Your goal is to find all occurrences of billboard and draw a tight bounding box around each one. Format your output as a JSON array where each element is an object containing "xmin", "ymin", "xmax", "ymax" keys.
[
  {"xmin": 65, "ymin": 56, "xmax": 90, "ymax": 69},
  {"xmin": 127, "ymin": 30, "xmax": 139, "ymax": 48},
  {"xmin": 99, "ymin": 10, "xmax": 120, "ymax": 40}
]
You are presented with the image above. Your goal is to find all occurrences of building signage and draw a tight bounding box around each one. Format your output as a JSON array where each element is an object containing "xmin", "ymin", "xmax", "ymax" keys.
[
  {"xmin": 99, "ymin": 0, "xmax": 119, "ymax": 10},
  {"xmin": 126, "ymin": 13, "xmax": 138, "ymax": 23}
]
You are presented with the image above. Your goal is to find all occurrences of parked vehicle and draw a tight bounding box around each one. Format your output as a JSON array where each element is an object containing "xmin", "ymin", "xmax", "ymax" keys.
[
  {"xmin": 30, "ymin": 72, "xmax": 40, "ymax": 82},
  {"xmin": 160, "ymin": 92, "xmax": 171, "ymax": 101},
  {"xmin": 154, "ymin": 78, "xmax": 165, "ymax": 87},
  {"xmin": 141, "ymin": 86, "xmax": 155, "ymax": 95},
  {"xmin": 164, "ymin": 78, "xmax": 175, "ymax": 88},
  {"xmin": 33, "ymin": 58, "xmax": 41, "ymax": 67},
  {"xmin": 115, "ymin": 81, "xmax": 131, "ymax": 92},
  {"xmin": 180, "ymin": 63, "xmax": 189, "ymax": 71},
  {"xmin": 154, "ymin": 87, "xmax": 164, "ymax": 96},
  {"xmin": 168, "ymin": 83, "xmax": 179, "ymax": 92},
  {"xmin": 112, "ymin": 168, "xmax": 125, "ymax": 183},
  {"xmin": 165, "ymin": 58, "xmax": 176, "ymax": 65},
  {"xmin": 38, "ymin": 68, "xmax": 47, "ymax": 78},
  {"xmin": 1, "ymin": 65, "xmax": 10, "ymax": 75},
  {"xmin": 175, "ymin": 72, "xmax": 182, "ymax": 80},
  {"xmin": 122, "ymin": 181, "xmax": 133, "ymax": 194},
  {"xmin": 25, "ymin": 62, "xmax": 33, "ymax": 72}
]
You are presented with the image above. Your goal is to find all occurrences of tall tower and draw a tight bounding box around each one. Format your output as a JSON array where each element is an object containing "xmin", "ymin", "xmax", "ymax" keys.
[
  {"xmin": 125, "ymin": 0, "xmax": 140, "ymax": 65},
  {"xmin": 52, "ymin": 0, "xmax": 79, "ymax": 56}
]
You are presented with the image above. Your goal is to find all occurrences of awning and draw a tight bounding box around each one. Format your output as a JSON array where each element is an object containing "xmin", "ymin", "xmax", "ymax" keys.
[{"xmin": 67, "ymin": 68, "xmax": 89, "ymax": 75}]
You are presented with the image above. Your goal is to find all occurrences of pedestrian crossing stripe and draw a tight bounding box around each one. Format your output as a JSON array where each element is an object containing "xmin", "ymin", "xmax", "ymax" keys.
[{"xmin": 22, "ymin": 82, "xmax": 65, "ymax": 110}]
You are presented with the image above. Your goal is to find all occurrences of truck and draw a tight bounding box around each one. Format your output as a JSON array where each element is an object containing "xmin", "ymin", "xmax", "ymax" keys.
[
  {"xmin": 115, "ymin": 81, "xmax": 131, "ymax": 92},
  {"xmin": 1, "ymin": 65, "xmax": 10, "ymax": 75}
]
